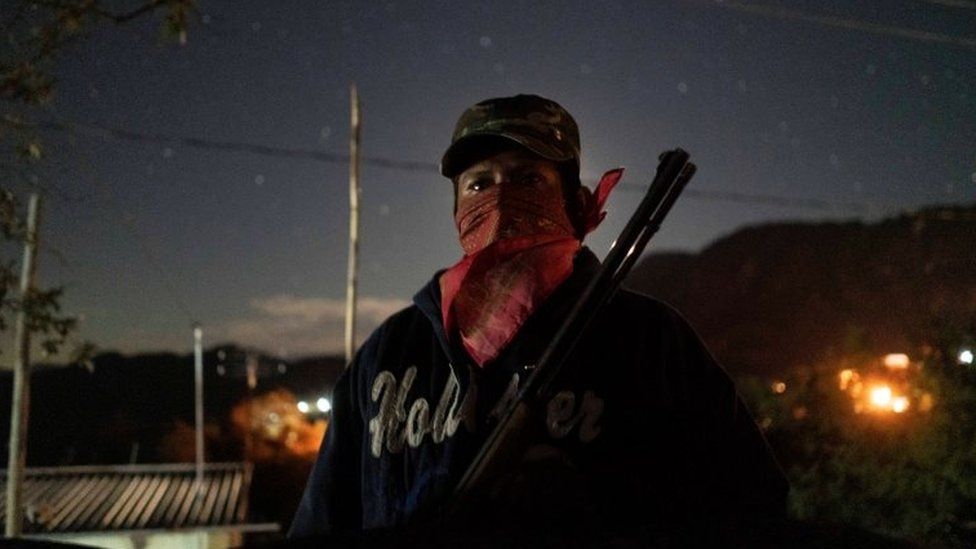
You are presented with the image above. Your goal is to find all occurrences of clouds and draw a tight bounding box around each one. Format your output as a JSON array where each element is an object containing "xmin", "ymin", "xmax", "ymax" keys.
[
  {"xmin": 219, "ymin": 294, "xmax": 410, "ymax": 357},
  {"xmin": 248, "ymin": 295, "xmax": 407, "ymax": 323}
]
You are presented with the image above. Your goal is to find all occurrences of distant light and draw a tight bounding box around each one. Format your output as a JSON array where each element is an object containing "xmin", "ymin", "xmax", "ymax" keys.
[
  {"xmin": 869, "ymin": 385, "xmax": 892, "ymax": 408},
  {"xmin": 216, "ymin": 365, "xmax": 226, "ymax": 376},
  {"xmin": 959, "ymin": 349, "xmax": 974, "ymax": 365},
  {"xmin": 277, "ymin": 363, "xmax": 287, "ymax": 374},
  {"xmin": 892, "ymin": 396, "xmax": 910, "ymax": 414},
  {"xmin": 919, "ymin": 393, "xmax": 935, "ymax": 413},
  {"xmin": 771, "ymin": 381, "xmax": 786, "ymax": 394},
  {"xmin": 316, "ymin": 397, "xmax": 332, "ymax": 413},
  {"xmin": 884, "ymin": 353, "xmax": 910, "ymax": 369},
  {"xmin": 297, "ymin": 401, "xmax": 309, "ymax": 414},
  {"xmin": 838, "ymin": 369, "xmax": 855, "ymax": 391}
]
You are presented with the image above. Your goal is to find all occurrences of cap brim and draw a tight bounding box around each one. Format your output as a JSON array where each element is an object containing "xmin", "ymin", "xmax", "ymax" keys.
[{"xmin": 440, "ymin": 132, "xmax": 575, "ymax": 178}]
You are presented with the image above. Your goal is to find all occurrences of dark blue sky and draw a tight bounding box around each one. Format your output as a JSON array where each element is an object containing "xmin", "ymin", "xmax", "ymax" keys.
[{"xmin": 7, "ymin": 0, "xmax": 974, "ymax": 359}]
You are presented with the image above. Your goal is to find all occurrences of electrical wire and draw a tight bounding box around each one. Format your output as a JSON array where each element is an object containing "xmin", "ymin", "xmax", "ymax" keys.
[
  {"xmin": 916, "ymin": 0, "xmax": 976, "ymax": 10},
  {"xmin": 618, "ymin": 184, "xmax": 869, "ymax": 213},
  {"xmin": 29, "ymin": 117, "xmax": 872, "ymax": 213},
  {"xmin": 687, "ymin": 0, "xmax": 976, "ymax": 50},
  {"xmin": 31, "ymin": 119, "xmax": 438, "ymax": 173}
]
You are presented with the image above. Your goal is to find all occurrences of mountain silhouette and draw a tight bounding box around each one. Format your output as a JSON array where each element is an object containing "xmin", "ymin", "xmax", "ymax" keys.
[{"xmin": 625, "ymin": 204, "xmax": 976, "ymax": 377}]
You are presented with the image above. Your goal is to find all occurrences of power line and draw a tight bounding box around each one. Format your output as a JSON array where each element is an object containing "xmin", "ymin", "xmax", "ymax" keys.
[
  {"xmin": 31, "ymin": 119, "xmax": 438, "ymax": 174},
  {"xmin": 690, "ymin": 0, "xmax": 976, "ymax": 50},
  {"xmin": 26, "ymin": 117, "xmax": 875, "ymax": 213},
  {"xmin": 618, "ymin": 183, "xmax": 868, "ymax": 213},
  {"xmin": 917, "ymin": 0, "xmax": 976, "ymax": 10}
]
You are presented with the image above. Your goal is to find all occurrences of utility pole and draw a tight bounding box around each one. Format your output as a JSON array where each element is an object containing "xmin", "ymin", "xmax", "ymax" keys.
[
  {"xmin": 344, "ymin": 83, "xmax": 362, "ymax": 364},
  {"xmin": 193, "ymin": 323, "xmax": 204, "ymax": 496},
  {"xmin": 6, "ymin": 194, "xmax": 41, "ymax": 537},
  {"xmin": 244, "ymin": 352, "xmax": 257, "ymax": 462}
]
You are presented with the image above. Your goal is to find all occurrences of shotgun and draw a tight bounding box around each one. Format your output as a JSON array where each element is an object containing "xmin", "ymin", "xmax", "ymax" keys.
[{"xmin": 447, "ymin": 148, "xmax": 697, "ymax": 514}]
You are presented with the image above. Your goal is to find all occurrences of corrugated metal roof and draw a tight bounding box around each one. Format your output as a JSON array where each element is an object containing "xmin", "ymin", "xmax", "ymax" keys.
[{"xmin": 0, "ymin": 463, "xmax": 254, "ymax": 534}]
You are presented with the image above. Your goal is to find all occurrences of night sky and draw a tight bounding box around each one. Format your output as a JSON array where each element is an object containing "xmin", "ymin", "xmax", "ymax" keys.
[{"xmin": 6, "ymin": 0, "xmax": 974, "ymax": 360}]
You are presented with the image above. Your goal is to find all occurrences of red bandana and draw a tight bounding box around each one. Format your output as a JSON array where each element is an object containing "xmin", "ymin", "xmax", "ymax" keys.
[{"xmin": 440, "ymin": 169, "xmax": 623, "ymax": 366}]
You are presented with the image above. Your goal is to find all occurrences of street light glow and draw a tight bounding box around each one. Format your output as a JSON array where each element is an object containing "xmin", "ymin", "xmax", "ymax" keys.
[
  {"xmin": 883, "ymin": 353, "xmax": 910, "ymax": 369},
  {"xmin": 960, "ymin": 349, "xmax": 974, "ymax": 365},
  {"xmin": 891, "ymin": 396, "xmax": 910, "ymax": 413},
  {"xmin": 297, "ymin": 401, "xmax": 309, "ymax": 414},
  {"xmin": 316, "ymin": 397, "xmax": 332, "ymax": 413},
  {"xmin": 839, "ymin": 369, "xmax": 855, "ymax": 391},
  {"xmin": 869, "ymin": 385, "xmax": 892, "ymax": 408}
]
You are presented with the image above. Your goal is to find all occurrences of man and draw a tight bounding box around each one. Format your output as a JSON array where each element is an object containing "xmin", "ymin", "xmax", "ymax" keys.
[{"xmin": 289, "ymin": 94, "xmax": 788, "ymax": 543}]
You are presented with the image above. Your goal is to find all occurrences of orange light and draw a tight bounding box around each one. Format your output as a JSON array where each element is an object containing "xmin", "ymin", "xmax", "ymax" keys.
[
  {"xmin": 919, "ymin": 393, "xmax": 934, "ymax": 413},
  {"xmin": 884, "ymin": 353, "xmax": 910, "ymax": 369},
  {"xmin": 869, "ymin": 385, "xmax": 892, "ymax": 408},
  {"xmin": 891, "ymin": 396, "xmax": 910, "ymax": 413},
  {"xmin": 839, "ymin": 369, "xmax": 854, "ymax": 390},
  {"xmin": 771, "ymin": 381, "xmax": 786, "ymax": 394}
]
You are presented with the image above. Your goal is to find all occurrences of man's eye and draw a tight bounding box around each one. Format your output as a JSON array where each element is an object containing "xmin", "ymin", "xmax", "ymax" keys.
[
  {"xmin": 520, "ymin": 173, "xmax": 543, "ymax": 185},
  {"xmin": 467, "ymin": 180, "xmax": 488, "ymax": 192}
]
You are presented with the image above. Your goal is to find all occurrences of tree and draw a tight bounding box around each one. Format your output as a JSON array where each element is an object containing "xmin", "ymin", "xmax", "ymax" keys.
[
  {"xmin": 739, "ymin": 348, "xmax": 976, "ymax": 547},
  {"xmin": 0, "ymin": 0, "xmax": 195, "ymax": 358},
  {"xmin": 227, "ymin": 389, "xmax": 326, "ymax": 524},
  {"xmin": 229, "ymin": 389, "xmax": 327, "ymax": 463}
]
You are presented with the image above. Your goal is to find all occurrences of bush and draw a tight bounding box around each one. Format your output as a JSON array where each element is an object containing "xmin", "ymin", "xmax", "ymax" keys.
[{"xmin": 739, "ymin": 356, "xmax": 976, "ymax": 547}]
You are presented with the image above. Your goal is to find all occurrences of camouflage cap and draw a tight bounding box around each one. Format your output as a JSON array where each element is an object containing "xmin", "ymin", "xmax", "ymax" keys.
[{"xmin": 440, "ymin": 94, "xmax": 581, "ymax": 178}]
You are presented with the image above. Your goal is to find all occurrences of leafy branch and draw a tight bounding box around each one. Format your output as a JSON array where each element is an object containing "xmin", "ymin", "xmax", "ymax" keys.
[{"xmin": 0, "ymin": 0, "xmax": 195, "ymax": 361}]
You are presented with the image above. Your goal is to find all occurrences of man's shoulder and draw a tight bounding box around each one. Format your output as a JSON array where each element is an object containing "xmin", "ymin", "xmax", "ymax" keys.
[
  {"xmin": 608, "ymin": 287, "xmax": 687, "ymax": 329},
  {"xmin": 383, "ymin": 302, "xmax": 426, "ymax": 324},
  {"xmin": 366, "ymin": 303, "xmax": 431, "ymax": 342}
]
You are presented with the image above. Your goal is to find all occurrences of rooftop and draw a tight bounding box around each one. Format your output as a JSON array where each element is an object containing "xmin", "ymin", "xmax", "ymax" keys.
[{"xmin": 0, "ymin": 462, "xmax": 274, "ymax": 535}]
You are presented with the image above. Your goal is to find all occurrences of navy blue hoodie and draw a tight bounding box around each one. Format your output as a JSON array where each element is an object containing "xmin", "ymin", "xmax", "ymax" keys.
[{"xmin": 289, "ymin": 249, "xmax": 788, "ymax": 538}]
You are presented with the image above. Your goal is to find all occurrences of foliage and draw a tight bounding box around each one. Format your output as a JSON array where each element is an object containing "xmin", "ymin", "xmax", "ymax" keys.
[
  {"xmin": 0, "ymin": 0, "xmax": 194, "ymax": 359},
  {"xmin": 155, "ymin": 388, "xmax": 325, "ymax": 523},
  {"xmin": 740, "ymin": 352, "xmax": 976, "ymax": 547},
  {"xmin": 1, "ymin": 0, "xmax": 195, "ymax": 102},
  {"xmin": 156, "ymin": 419, "xmax": 222, "ymax": 462},
  {"xmin": 226, "ymin": 388, "xmax": 326, "ymax": 523},
  {"xmin": 229, "ymin": 388, "xmax": 327, "ymax": 463},
  {"xmin": 0, "ymin": 193, "xmax": 76, "ymax": 356}
]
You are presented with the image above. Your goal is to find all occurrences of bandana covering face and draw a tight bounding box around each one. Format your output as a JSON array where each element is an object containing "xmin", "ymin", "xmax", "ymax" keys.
[{"xmin": 440, "ymin": 168, "xmax": 623, "ymax": 366}]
